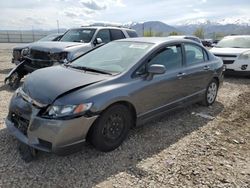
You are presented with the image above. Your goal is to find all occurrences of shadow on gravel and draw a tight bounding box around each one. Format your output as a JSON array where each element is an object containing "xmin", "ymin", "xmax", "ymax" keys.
[
  {"xmin": 0, "ymin": 101, "xmax": 224, "ymax": 187},
  {"xmin": 0, "ymin": 84, "xmax": 10, "ymax": 92},
  {"xmin": 0, "ymin": 81, "xmax": 23, "ymax": 92},
  {"xmin": 224, "ymin": 75, "xmax": 250, "ymax": 85},
  {"xmin": 0, "ymin": 68, "xmax": 12, "ymax": 74}
]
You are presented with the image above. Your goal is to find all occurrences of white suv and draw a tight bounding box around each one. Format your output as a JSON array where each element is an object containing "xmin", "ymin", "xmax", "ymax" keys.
[{"xmin": 210, "ymin": 35, "xmax": 250, "ymax": 76}]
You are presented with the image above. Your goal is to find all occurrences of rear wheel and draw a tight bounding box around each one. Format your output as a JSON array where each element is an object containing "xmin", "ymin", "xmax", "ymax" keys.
[
  {"xmin": 90, "ymin": 104, "xmax": 132, "ymax": 152},
  {"xmin": 202, "ymin": 79, "xmax": 218, "ymax": 106}
]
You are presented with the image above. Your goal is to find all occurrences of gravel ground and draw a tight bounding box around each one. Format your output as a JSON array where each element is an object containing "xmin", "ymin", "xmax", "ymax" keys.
[{"xmin": 0, "ymin": 43, "xmax": 249, "ymax": 188}]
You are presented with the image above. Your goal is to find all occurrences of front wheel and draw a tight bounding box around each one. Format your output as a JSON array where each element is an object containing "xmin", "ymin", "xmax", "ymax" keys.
[
  {"xmin": 89, "ymin": 104, "xmax": 132, "ymax": 152},
  {"xmin": 202, "ymin": 79, "xmax": 219, "ymax": 106}
]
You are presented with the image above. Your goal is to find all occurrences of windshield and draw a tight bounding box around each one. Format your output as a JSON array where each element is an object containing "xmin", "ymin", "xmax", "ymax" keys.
[
  {"xmin": 217, "ymin": 36, "xmax": 250, "ymax": 48},
  {"xmin": 70, "ymin": 41, "xmax": 153, "ymax": 73},
  {"xmin": 60, "ymin": 29, "xmax": 96, "ymax": 43}
]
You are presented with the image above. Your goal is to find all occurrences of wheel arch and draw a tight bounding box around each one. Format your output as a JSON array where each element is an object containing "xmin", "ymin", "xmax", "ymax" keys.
[{"xmin": 86, "ymin": 100, "xmax": 137, "ymax": 142}]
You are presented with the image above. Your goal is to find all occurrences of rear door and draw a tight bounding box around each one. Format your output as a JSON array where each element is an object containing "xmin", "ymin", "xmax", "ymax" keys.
[{"xmin": 181, "ymin": 43, "xmax": 214, "ymax": 96}]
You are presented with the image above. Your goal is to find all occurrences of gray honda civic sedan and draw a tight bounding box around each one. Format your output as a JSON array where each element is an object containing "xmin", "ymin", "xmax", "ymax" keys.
[{"xmin": 6, "ymin": 37, "xmax": 224, "ymax": 156}]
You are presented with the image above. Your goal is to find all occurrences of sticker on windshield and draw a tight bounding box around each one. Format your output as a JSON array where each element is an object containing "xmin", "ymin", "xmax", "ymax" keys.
[
  {"xmin": 129, "ymin": 44, "xmax": 149, "ymax": 49},
  {"xmin": 82, "ymin": 30, "xmax": 92, "ymax": 34}
]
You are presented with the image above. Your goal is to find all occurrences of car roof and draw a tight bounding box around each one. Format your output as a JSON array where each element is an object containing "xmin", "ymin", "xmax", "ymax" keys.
[
  {"xmin": 117, "ymin": 37, "xmax": 198, "ymax": 45},
  {"xmin": 224, "ymin": 35, "xmax": 250, "ymax": 38},
  {"xmin": 168, "ymin": 35, "xmax": 199, "ymax": 39},
  {"xmin": 70, "ymin": 26, "xmax": 136, "ymax": 31}
]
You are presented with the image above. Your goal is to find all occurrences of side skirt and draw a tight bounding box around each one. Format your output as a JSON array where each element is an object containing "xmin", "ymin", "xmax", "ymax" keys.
[{"xmin": 136, "ymin": 90, "xmax": 205, "ymax": 126}]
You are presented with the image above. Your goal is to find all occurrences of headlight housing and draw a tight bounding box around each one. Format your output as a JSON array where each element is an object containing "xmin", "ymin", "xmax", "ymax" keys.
[
  {"xmin": 50, "ymin": 52, "xmax": 68, "ymax": 64},
  {"xmin": 238, "ymin": 50, "xmax": 250, "ymax": 60},
  {"xmin": 21, "ymin": 47, "xmax": 30, "ymax": 57},
  {"xmin": 44, "ymin": 103, "xmax": 92, "ymax": 118}
]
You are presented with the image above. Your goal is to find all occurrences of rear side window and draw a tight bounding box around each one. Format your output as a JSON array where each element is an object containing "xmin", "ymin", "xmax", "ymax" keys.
[
  {"xmin": 126, "ymin": 30, "xmax": 138, "ymax": 38},
  {"xmin": 110, "ymin": 29, "xmax": 126, "ymax": 40},
  {"xmin": 184, "ymin": 44, "xmax": 205, "ymax": 65},
  {"xmin": 95, "ymin": 29, "xmax": 111, "ymax": 43},
  {"xmin": 148, "ymin": 44, "xmax": 182, "ymax": 71}
]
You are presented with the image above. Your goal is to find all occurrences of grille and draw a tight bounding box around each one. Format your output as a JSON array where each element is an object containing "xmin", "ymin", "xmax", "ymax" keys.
[
  {"xmin": 10, "ymin": 113, "xmax": 30, "ymax": 135},
  {"xmin": 29, "ymin": 49, "xmax": 50, "ymax": 60},
  {"xmin": 215, "ymin": 54, "xmax": 237, "ymax": 58},
  {"xmin": 223, "ymin": 60, "xmax": 234, "ymax": 64}
]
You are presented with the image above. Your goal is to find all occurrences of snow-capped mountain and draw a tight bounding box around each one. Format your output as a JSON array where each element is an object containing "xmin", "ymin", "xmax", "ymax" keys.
[
  {"xmin": 177, "ymin": 17, "xmax": 250, "ymax": 26},
  {"xmin": 124, "ymin": 17, "xmax": 250, "ymax": 38}
]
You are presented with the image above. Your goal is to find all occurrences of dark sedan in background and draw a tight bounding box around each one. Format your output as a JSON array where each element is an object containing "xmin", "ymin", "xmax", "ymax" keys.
[{"xmin": 6, "ymin": 37, "xmax": 224, "ymax": 160}]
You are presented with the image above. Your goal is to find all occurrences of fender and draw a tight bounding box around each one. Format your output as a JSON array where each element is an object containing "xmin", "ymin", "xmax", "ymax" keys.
[{"xmin": 5, "ymin": 60, "xmax": 27, "ymax": 83}]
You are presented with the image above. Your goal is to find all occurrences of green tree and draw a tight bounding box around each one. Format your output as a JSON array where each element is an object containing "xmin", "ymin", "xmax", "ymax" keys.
[
  {"xmin": 213, "ymin": 32, "xmax": 225, "ymax": 40},
  {"xmin": 193, "ymin": 28, "xmax": 205, "ymax": 39},
  {"xmin": 169, "ymin": 31, "xmax": 179, "ymax": 36}
]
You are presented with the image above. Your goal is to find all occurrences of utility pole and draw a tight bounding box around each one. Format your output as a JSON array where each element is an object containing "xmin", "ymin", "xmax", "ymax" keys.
[
  {"xmin": 57, "ymin": 20, "xmax": 60, "ymax": 33},
  {"xmin": 32, "ymin": 26, "xmax": 35, "ymax": 42},
  {"xmin": 142, "ymin": 23, "xmax": 144, "ymax": 37}
]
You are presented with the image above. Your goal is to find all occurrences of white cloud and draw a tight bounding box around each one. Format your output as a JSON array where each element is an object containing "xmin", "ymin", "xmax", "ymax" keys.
[{"xmin": 0, "ymin": 0, "xmax": 249, "ymax": 30}]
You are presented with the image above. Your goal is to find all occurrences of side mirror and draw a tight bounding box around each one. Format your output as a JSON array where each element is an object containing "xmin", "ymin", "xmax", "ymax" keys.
[
  {"xmin": 148, "ymin": 64, "xmax": 166, "ymax": 75},
  {"xmin": 94, "ymin": 38, "xmax": 103, "ymax": 45},
  {"xmin": 146, "ymin": 64, "xmax": 166, "ymax": 80}
]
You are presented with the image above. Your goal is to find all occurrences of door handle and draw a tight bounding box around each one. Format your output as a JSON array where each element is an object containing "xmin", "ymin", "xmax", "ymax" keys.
[
  {"xmin": 203, "ymin": 65, "xmax": 210, "ymax": 70},
  {"xmin": 177, "ymin": 72, "xmax": 186, "ymax": 79}
]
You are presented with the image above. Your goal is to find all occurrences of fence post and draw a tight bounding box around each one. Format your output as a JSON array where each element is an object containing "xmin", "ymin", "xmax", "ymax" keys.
[
  {"xmin": 32, "ymin": 30, "xmax": 35, "ymax": 42},
  {"xmin": 20, "ymin": 30, "xmax": 23, "ymax": 43},
  {"xmin": 7, "ymin": 31, "xmax": 10, "ymax": 42}
]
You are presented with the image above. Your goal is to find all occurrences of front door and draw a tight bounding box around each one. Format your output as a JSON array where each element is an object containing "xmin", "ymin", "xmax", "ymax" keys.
[{"xmin": 131, "ymin": 43, "xmax": 187, "ymax": 117}]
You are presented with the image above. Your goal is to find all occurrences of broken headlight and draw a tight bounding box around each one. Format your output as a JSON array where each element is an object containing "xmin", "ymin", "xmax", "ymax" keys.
[
  {"xmin": 21, "ymin": 48, "xmax": 30, "ymax": 57},
  {"xmin": 50, "ymin": 52, "xmax": 69, "ymax": 64}
]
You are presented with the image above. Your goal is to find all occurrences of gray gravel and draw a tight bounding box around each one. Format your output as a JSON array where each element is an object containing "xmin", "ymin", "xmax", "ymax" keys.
[{"xmin": 0, "ymin": 43, "xmax": 250, "ymax": 187}]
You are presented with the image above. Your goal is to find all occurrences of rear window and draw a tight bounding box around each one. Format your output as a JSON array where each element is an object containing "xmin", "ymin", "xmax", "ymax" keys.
[{"xmin": 126, "ymin": 30, "xmax": 138, "ymax": 38}]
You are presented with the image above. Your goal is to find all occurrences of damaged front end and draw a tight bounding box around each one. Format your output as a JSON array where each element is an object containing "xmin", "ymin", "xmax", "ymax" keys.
[
  {"xmin": 5, "ymin": 87, "xmax": 98, "ymax": 159},
  {"xmin": 5, "ymin": 47, "xmax": 69, "ymax": 89}
]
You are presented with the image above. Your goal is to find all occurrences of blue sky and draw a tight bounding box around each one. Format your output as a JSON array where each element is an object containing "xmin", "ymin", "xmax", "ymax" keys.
[{"xmin": 0, "ymin": 0, "xmax": 249, "ymax": 29}]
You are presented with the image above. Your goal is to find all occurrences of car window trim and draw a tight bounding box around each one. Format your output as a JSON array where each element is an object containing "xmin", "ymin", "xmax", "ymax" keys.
[
  {"xmin": 132, "ymin": 42, "xmax": 184, "ymax": 78},
  {"xmin": 182, "ymin": 42, "xmax": 207, "ymax": 66}
]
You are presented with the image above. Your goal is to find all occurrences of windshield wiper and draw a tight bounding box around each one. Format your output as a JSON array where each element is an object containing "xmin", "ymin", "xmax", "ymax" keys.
[{"xmin": 69, "ymin": 65, "xmax": 112, "ymax": 75}]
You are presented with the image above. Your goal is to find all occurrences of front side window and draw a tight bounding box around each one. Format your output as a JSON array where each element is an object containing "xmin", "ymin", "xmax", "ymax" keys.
[
  {"xmin": 71, "ymin": 41, "xmax": 153, "ymax": 73},
  {"xmin": 148, "ymin": 45, "xmax": 183, "ymax": 71},
  {"xmin": 95, "ymin": 29, "xmax": 111, "ymax": 43},
  {"xmin": 60, "ymin": 29, "xmax": 96, "ymax": 43},
  {"xmin": 184, "ymin": 44, "xmax": 204, "ymax": 65}
]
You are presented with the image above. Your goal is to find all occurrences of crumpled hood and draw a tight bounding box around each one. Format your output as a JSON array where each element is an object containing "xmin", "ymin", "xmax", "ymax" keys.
[
  {"xmin": 22, "ymin": 66, "xmax": 109, "ymax": 104},
  {"xmin": 27, "ymin": 41, "xmax": 88, "ymax": 53},
  {"xmin": 210, "ymin": 47, "xmax": 250, "ymax": 56}
]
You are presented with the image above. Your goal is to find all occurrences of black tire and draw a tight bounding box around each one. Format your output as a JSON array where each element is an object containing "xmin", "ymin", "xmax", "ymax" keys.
[
  {"xmin": 202, "ymin": 79, "xmax": 219, "ymax": 106},
  {"xmin": 7, "ymin": 72, "xmax": 21, "ymax": 90},
  {"xmin": 89, "ymin": 104, "xmax": 132, "ymax": 152}
]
